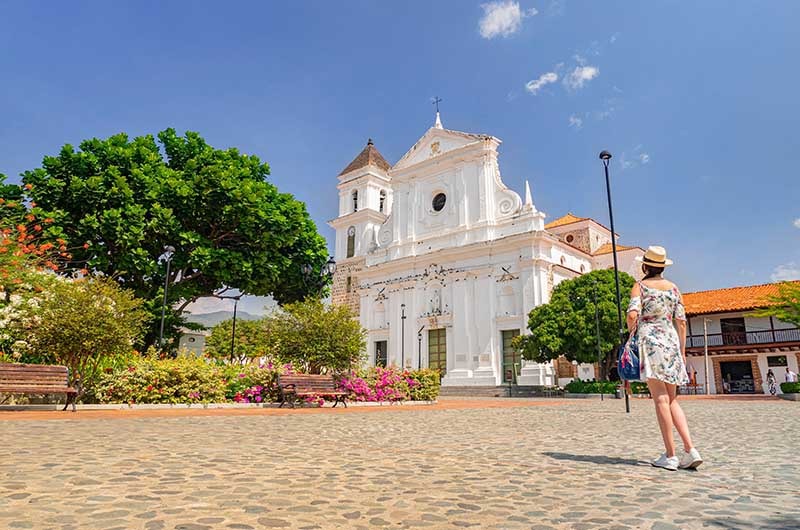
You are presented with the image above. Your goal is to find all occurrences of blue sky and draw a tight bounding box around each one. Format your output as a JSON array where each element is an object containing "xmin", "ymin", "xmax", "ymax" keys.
[{"xmin": 2, "ymin": 1, "xmax": 799, "ymax": 314}]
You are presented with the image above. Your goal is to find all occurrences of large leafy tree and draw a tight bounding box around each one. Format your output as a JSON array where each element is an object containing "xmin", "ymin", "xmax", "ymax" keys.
[
  {"xmin": 514, "ymin": 269, "xmax": 635, "ymax": 379},
  {"xmin": 18, "ymin": 129, "xmax": 329, "ymax": 346},
  {"xmin": 753, "ymin": 281, "xmax": 800, "ymax": 327}
]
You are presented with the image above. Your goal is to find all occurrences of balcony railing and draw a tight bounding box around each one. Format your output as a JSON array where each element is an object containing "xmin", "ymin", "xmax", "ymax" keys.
[{"xmin": 686, "ymin": 328, "xmax": 800, "ymax": 349}]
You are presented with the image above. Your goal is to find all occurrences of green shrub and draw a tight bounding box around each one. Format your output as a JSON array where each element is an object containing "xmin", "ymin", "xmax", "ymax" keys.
[
  {"xmin": 780, "ymin": 382, "xmax": 800, "ymax": 394},
  {"xmin": 1, "ymin": 276, "xmax": 148, "ymax": 387},
  {"xmin": 89, "ymin": 355, "xmax": 227, "ymax": 404},
  {"xmin": 407, "ymin": 369, "xmax": 441, "ymax": 401},
  {"xmin": 630, "ymin": 381, "xmax": 650, "ymax": 394},
  {"xmin": 564, "ymin": 379, "xmax": 618, "ymax": 394}
]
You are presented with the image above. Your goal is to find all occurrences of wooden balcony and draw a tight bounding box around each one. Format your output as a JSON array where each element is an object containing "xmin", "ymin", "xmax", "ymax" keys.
[{"xmin": 686, "ymin": 328, "xmax": 800, "ymax": 353}]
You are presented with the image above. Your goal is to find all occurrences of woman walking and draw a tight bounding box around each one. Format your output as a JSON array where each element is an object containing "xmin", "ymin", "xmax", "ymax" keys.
[
  {"xmin": 766, "ymin": 369, "xmax": 778, "ymax": 396},
  {"xmin": 627, "ymin": 246, "xmax": 703, "ymax": 471}
]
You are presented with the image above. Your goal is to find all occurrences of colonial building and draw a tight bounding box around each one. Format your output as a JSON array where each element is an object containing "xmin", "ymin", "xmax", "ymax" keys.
[
  {"xmin": 330, "ymin": 113, "xmax": 644, "ymax": 387},
  {"xmin": 682, "ymin": 281, "xmax": 800, "ymax": 394}
]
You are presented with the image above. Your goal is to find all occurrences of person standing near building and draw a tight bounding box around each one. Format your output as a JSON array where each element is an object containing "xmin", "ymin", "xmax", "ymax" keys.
[
  {"xmin": 786, "ymin": 367, "xmax": 798, "ymax": 383},
  {"xmin": 766, "ymin": 369, "xmax": 778, "ymax": 396},
  {"xmin": 626, "ymin": 246, "xmax": 702, "ymax": 471}
]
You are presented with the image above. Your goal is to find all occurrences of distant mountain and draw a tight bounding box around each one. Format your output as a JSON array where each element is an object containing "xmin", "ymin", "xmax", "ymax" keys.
[{"xmin": 184, "ymin": 310, "xmax": 261, "ymax": 328}]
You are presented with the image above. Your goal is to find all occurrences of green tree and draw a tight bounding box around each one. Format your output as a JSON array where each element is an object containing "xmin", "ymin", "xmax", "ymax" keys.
[
  {"xmin": 1, "ymin": 276, "xmax": 149, "ymax": 388},
  {"xmin": 205, "ymin": 318, "xmax": 274, "ymax": 364},
  {"xmin": 513, "ymin": 269, "xmax": 635, "ymax": 379},
  {"xmin": 19, "ymin": 129, "xmax": 329, "ymax": 346},
  {"xmin": 270, "ymin": 299, "xmax": 366, "ymax": 373},
  {"xmin": 752, "ymin": 281, "xmax": 800, "ymax": 327}
]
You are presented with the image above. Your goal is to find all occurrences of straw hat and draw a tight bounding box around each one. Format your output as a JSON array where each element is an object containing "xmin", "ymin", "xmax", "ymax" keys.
[{"xmin": 635, "ymin": 245, "xmax": 673, "ymax": 267}]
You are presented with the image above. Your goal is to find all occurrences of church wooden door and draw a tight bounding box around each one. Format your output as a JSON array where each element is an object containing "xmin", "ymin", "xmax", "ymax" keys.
[{"xmin": 427, "ymin": 329, "xmax": 447, "ymax": 376}]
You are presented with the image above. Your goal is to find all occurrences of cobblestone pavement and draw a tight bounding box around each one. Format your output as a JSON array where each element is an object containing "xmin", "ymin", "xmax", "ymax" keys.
[{"xmin": 1, "ymin": 398, "xmax": 798, "ymax": 530}]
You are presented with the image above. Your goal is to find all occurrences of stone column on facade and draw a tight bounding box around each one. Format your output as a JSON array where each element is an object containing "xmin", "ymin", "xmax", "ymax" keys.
[
  {"xmin": 441, "ymin": 275, "xmax": 473, "ymax": 385},
  {"xmin": 473, "ymin": 273, "xmax": 499, "ymax": 385}
]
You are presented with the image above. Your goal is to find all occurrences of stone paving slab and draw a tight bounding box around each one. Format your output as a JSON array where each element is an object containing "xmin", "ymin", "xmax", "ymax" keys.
[{"xmin": 0, "ymin": 398, "xmax": 798, "ymax": 530}]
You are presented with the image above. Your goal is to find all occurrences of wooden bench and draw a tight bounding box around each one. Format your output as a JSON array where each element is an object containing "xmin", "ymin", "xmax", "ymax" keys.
[
  {"xmin": 0, "ymin": 363, "xmax": 79, "ymax": 411},
  {"xmin": 278, "ymin": 374, "xmax": 347, "ymax": 408}
]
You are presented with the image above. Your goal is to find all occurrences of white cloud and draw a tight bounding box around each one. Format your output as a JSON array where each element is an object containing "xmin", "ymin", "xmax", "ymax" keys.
[
  {"xmin": 564, "ymin": 65, "xmax": 599, "ymax": 90},
  {"xmin": 771, "ymin": 262, "xmax": 800, "ymax": 282},
  {"xmin": 639, "ymin": 153, "xmax": 650, "ymax": 164},
  {"xmin": 479, "ymin": 1, "xmax": 535, "ymax": 39},
  {"xmin": 610, "ymin": 32, "xmax": 620, "ymax": 44},
  {"xmin": 568, "ymin": 114, "xmax": 583, "ymax": 129},
  {"xmin": 793, "ymin": 218, "xmax": 800, "ymax": 229},
  {"xmin": 525, "ymin": 72, "xmax": 558, "ymax": 94}
]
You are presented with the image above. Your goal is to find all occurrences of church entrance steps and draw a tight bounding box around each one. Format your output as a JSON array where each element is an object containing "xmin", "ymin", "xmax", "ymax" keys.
[{"xmin": 439, "ymin": 386, "xmax": 511, "ymax": 398}]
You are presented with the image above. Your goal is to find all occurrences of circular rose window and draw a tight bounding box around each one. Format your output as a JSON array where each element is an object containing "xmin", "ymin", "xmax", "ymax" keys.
[
  {"xmin": 432, "ymin": 193, "xmax": 447, "ymax": 212},
  {"xmin": 566, "ymin": 235, "xmax": 574, "ymax": 243}
]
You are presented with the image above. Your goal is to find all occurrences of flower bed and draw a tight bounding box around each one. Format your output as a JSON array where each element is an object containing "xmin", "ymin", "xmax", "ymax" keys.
[
  {"xmin": 338, "ymin": 367, "xmax": 440, "ymax": 402},
  {"xmin": 86, "ymin": 357, "xmax": 440, "ymax": 405}
]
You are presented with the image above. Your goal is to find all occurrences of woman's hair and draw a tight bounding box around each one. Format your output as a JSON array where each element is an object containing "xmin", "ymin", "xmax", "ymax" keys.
[{"xmin": 642, "ymin": 264, "xmax": 665, "ymax": 279}]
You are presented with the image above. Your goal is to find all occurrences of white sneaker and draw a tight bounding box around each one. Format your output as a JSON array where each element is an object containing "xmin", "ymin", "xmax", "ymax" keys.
[
  {"xmin": 651, "ymin": 453, "xmax": 679, "ymax": 471},
  {"xmin": 679, "ymin": 447, "xmax": 703, "ymax": 470}
]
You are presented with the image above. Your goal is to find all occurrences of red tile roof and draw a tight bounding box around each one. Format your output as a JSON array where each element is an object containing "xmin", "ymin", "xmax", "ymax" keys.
[
  {"xmin": 339, "ymin": 139, "xmax": 391, "ymax": 176},
  {"xmin": 544, "ymin": 213, "xmax": 587, "ymax": 229},
  {"xmin": 682, "ymin": 281, "xmax": 799, "ymax": 315},
  {"xmin": 592, "ymin": 243, "xmax": 637, "ymax": 255}
]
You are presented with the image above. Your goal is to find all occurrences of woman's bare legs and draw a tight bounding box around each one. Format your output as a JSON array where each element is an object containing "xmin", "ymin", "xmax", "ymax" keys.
[
  {"xmin": 666, "ymin": 383, "xmax": 694, "ymax": 452},
  {"xmin": 647, "ymin": 378, "xmax": 676, "ymax": 457}
]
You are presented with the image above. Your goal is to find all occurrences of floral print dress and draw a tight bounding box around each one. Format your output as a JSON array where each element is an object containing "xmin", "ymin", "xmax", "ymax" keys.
[{"xmin": 627, "ymin": 282, "xmax": 689, "ymax": 385}]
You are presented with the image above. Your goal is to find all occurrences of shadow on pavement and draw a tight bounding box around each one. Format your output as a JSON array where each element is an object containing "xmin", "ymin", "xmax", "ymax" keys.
[
  {"xmin": 705, "ymin": 515, "xmax": 800, "ymax": 530},
  {"xmin": 542, "ymin": 451, "xmax": 648, "ymax": 467}
]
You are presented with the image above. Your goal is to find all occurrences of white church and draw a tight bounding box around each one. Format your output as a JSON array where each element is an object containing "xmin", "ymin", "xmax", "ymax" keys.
[{"xmin": 329, "ymin": 113, "xmax": 644, "ymax": 388}]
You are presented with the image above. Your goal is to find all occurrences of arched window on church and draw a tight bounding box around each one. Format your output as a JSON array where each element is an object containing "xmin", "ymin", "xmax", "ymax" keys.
[
  {"xmin": 346, "ymin": 226, "xmax": 356, "ymax": 258},
  {"xmin": 352, "ymin": 190, "xmax": 358, "ymax": 212},
  {"xmin": 379, "ymin": 190, "xmax": 386, "ymax": 213}
]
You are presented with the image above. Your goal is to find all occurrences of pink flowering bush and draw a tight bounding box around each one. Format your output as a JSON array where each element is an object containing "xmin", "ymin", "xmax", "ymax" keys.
[
  {"xmin": 224, "ymin": 362, "xmax": 291, "ymax": 403},
  {"xmin": 339, "ymin": 367, "xmax": 440, "ymax": 402}
]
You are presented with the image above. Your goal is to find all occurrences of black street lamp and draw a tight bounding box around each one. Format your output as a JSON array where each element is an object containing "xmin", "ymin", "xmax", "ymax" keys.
[
  {"xmin": 400, "ymin": 303, "xmax": 406, "ymax": 369},
  {"xmin": 217, "ymin": 293, "xmax": 244, "ymax": 363},
  {"xmin": 158, "ymin": 245, "xmax": 176, "ymax": 349},
  {"xmin": 599, "ymin": 150, "xmax": 629, "ymax": 413},
  {"xmin": 417, "ymin": 326, "xmax": 424, "ymax": 370},
  {"xmin": 301, "ymin": 257, "xmax": 337, "ymax": 298}
]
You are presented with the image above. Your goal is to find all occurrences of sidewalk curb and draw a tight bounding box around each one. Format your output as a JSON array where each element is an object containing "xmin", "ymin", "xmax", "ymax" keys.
[{"xmin": 0, "ymin": 400, "xmax": 438, "ymax": 411}]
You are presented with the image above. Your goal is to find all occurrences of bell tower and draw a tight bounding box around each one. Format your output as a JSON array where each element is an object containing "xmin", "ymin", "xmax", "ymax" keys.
[{"xmin": 328, "ymin": 139, "xmax": 392, "ymax": 311}]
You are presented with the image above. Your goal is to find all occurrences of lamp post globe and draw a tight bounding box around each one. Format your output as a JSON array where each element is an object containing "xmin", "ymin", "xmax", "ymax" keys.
[
  {"xmin": 301, "ymin": 263, "xmax": 313, "ymax": 277},
  {"xmin": 599, "ymin": 150, "xmax": 612, "ymax": 161}
]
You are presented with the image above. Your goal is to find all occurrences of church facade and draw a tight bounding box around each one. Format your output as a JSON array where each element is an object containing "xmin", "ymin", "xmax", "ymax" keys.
[{"xmin": 329, "ymin": 114, "xmax": 644, "ymax": 387}]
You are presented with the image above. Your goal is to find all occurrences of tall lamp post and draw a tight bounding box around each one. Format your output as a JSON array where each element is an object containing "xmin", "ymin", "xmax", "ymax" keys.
[
  {"xmin": 158, "ymin": 245, "xmax": 176, "ymax": 349},
  {"xmin": 400, "ymin": 304, "xmax": 406, "ymax": 369},
  {"xmin": 417, "ymin": 326, "xmax": 425, "ymax": 369},
  {"xmin": 217, "ymin": 293, "xmax": 244, "ymax": 363},
  {"xmin": 599, "ymin": 150, "xmax": 629, "ymax": 413}
]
